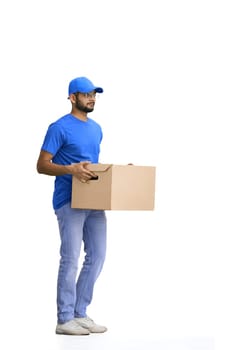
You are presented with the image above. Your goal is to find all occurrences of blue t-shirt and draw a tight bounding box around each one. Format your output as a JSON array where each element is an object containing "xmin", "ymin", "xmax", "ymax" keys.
[{"xmin": 40, "ymin": 113, "xmax": 103, "ymax": 209}]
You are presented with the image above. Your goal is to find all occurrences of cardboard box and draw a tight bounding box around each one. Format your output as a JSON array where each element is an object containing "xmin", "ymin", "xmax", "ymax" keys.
[{"xmin": 71, "ymin": 164, "xmax": 156, "ymax": 210}]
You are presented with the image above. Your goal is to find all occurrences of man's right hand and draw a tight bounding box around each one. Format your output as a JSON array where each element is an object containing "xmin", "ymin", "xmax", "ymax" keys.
[{"xmin": 70, "ymin": 161, "xmax": 97, "ymax": 183}]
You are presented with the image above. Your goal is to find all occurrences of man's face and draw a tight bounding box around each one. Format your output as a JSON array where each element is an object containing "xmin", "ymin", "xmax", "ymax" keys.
[{"xmin": 73, "ymin": 91, "xmax": 96, "ymax": 113}]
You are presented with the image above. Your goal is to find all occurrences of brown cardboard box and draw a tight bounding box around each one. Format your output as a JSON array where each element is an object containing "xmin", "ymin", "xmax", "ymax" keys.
[{"xmin": 71, "ymin": 164, "xmax": 156, "ymax": 210}]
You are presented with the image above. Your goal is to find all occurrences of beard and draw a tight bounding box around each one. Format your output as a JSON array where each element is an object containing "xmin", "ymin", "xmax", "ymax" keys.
[{"xmin": 75, "ymin": 98, "xmax": 94, "ymax": 113}]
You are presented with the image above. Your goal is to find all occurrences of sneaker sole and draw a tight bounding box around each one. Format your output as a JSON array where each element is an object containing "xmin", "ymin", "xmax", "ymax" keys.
[
  {"xmin": 56, "ymin": 329, "xmax": 90, "ymax": 335},
  {"xmin": 75, "ymin": 324, "xmax": 108, "ymax": 333}
]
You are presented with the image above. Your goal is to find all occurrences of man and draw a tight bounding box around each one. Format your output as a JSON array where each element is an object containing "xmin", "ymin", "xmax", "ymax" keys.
[{"xmin": 37, "ymin": 76, "xmax": 107, "ymax": 336}]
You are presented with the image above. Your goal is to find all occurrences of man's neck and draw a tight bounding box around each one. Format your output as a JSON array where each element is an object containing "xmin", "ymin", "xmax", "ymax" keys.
[{"xmin": 71, "ymin": 109, "xmax": 88, "ymax": 121}]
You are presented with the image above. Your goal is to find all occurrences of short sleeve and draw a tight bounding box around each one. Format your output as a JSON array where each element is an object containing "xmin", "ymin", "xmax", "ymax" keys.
[{"xmin": 41, "ymin": 122, "xmax": 65, "ymax": 156}]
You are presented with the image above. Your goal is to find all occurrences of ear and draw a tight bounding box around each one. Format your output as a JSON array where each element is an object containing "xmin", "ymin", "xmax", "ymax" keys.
[{"xmin": 69, "ymin": 94, "xmax": 76, "ymax": 103}]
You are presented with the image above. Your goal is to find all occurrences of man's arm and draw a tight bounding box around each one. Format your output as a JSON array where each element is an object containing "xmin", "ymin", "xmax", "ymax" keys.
[{"xmin": 36, "ymin": 150, "xmax": 96, "ymax": 182}]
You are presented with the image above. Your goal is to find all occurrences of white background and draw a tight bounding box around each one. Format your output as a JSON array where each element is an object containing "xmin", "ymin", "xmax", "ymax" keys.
[{"xmin": 0, "ymin": 1, "xmax": 232, "ymax": 349}]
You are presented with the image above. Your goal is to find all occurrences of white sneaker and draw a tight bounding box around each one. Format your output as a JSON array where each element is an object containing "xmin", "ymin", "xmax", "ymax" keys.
[
  {"xmin": 56, "ymin": 319, "xmax": 90, "ymax": 335},
  {"xmin": 75, "ymin": 316, "xmax": 107, "ymax": 333}
]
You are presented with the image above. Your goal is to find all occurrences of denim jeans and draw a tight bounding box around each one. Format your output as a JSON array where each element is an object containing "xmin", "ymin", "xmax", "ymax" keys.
[{"xmin": 55, "ymin": 202, "xmax": 107, "ymax": 324}]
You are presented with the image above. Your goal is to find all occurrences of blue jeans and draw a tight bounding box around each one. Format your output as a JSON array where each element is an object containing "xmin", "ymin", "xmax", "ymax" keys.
[{"xmin": 55, "ymin": 202, "xmax": 107, "ymax": 324}]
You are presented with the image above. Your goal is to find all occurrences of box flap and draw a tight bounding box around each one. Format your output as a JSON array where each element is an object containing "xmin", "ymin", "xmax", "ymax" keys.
[{"xmin": 87, "ymin": 163, "xmax": 112, "ymax": 172}]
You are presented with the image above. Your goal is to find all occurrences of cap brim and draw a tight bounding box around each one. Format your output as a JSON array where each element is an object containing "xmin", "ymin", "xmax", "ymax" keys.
[{"xmin": 95, "ymin": 87, "xmax": 103, "ymax": 93}]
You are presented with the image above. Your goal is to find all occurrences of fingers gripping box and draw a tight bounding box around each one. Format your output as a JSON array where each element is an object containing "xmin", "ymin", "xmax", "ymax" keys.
[{"xmin": 71, "ymin": 164, "xmax": 156, "ymax": 210}]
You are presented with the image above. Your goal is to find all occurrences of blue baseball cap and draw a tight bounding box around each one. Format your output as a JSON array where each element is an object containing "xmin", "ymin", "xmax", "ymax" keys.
[{"xmin": 68, "ymin": 76, "xmax": 103, "ymax": 96}]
